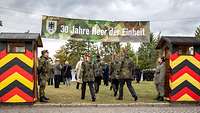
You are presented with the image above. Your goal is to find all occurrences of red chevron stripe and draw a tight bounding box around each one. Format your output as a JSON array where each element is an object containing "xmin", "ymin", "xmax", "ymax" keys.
[
  {"xmin": 0, "ymin": 65, "xmax": 33, "ymax": 82},
  {"xmin": 0, "ymin": 49, "xmax": 7, "ymax": 59},
  {"xmin": 194, "ymin": 52, "xmax": 200, "ymax": 61},
  {"xmin": 1, "ymin": 87, "xmax": 33, "ymax": 102},
  {"xmin": 170, "ymin": 66, "xmax": 200, "ymax": 82},
  {"xmin": 170, "ymin": 87, "xmax": 200, "ymax": 101},
  {"xmin": 25, "ymin": 49, "xmax": 33, "ymax": 59},
  {"xmin": 170, "ymin": 52, "xmax": 179, "ymax": 61}
]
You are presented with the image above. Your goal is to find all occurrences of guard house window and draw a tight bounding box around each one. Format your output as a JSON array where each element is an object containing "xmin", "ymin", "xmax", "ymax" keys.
[
  {"xmin": 178, "ymin": 46, "xmax": 194, "ymax": 55},
  {"xmin": 7, "ymin": 42, "xmax": 25, "ymax": 53}
]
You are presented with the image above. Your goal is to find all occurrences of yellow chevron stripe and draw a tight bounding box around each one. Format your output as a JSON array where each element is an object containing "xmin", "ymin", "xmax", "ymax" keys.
[
  {"xmin": 177, "ymin": 94, "xmax": 194, "ymax": 101},
  {"xmin": 0, "ymin": 54, "xmax": 33, "ymax": 68},
  {"xmin": 170, "ymin": 56, "xmax": 200, "ymax": 69},
  {"xmin": 6, "ymin": 94, "xmax": 26, "ymax": 102},
  {"xmin": 170, "ymin": 73, "xmax": 200, "ymax": 90},
  {"xmin": 0, "ymin": 72, "xmax": 33, "ymax": 90}
]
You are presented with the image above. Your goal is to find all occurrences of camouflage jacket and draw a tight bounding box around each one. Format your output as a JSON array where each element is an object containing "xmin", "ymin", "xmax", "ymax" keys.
[
  {"xmin": 93, "ymin": 61, "xmax": 103, "ymax": 78},
  {"xmin": 79, "ymin": 61, "xmax": 95, "ymax": 82},
  {"xmin": 110, "ymin": 60, "xmax": 121, "ymax": 79},
  {"xmin": 38, "ymin": 56, "xmax": 51, "ymax": 79},
  {"xmin": 119, "ymin": 57, "xmax": 135, "ymax": 80}
]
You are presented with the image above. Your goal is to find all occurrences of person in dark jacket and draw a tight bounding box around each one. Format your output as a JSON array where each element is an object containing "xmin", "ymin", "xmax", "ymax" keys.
[
  {"xmin": 48, "ymin": 58, "xmax": 54, "ymax": 85},
  {"xmin": 103, "ymin": 63, "xmax": 109, "ymax": 86},
  {"xmin": 135, "ymin": 66, "xmax": 142, "ymax": 83},
  {"xmin": 63, "ymin": 61, "xmax": 72, "ymax": 86},
  {"xmin": 54, "ymin": 59, "xmax": 62, "ymax": 88}
]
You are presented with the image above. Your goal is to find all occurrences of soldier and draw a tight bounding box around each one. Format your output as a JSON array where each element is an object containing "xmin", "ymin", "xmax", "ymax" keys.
[
  {"xmin": 93, "ymin": 55, "xmax": 103, "ymax": 93},
  {"xmin": 79, "ymin": 53, "xmax": 96, "ymax": 101},
  {"xmin": 154, "ymin": 57, "xmax": 166, "ymax": 101},
  {"xmin": 54, "ymin": 58, "xmax": 62, "ymax": 88},
  {"xmin": 110, "ymin": 53, "xmax": 121, "ymax": 96},
  {"xmin": 118, "ymin": 52, "xmax": 138, "ymax": 101},
  {"xmin": 38, "ymin": 50, "xmax": 51, "ymax": 102}
]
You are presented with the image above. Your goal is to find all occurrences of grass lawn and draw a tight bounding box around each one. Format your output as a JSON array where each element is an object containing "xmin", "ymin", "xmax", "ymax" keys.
[{"xmin": 45, "ymin": 81, "xmax": 161, "ymax": 104}]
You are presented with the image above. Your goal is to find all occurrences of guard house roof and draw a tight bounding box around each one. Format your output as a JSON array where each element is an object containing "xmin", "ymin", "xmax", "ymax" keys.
[
  {"xmin": 156, "ymin": 36, "xmax": 200, "ymax": 49},
  {"xmin": 0, "ymin": 32, "xmax": 43, "ymax": 47}
]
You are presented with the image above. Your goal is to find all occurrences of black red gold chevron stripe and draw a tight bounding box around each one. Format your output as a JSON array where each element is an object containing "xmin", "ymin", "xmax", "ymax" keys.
[
  {"xmin": 169, "ymin": 52, "xmax": 200, "ymax": 101},
  {"xmin": 0, "ymin": 48, "xmax": 34, "ymax": 103}
]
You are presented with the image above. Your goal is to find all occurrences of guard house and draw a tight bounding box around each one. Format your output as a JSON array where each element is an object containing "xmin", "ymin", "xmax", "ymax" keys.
[
  {"xmin": 156, "ymin": 36, "xmax": 200, "ymax": 102},
  {"xmin": 0, "ymin": 33, "xmax": 42, "ymax": 103}
]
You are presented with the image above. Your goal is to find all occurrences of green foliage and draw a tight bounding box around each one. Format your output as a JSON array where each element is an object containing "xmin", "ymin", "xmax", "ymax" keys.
[
  {"xmin": 54, "ymin": 40, "xmax": 88, "ymax": 67},
  {"xmin": 137, "ymin": 33, "xmax": 159, "ymax": 69},
  {"xmin": 55, "ymin": 35, "xmax": 160, "ymax": 69},
  {"xmin": 195, "ymin": 25, "xmax": 200, "ymax": 40},
  {"xmin": 124, "ymin": 42, "xmax": 137, "ymax": 63},
  {"xmin": 101, "ymin": 42, "xmax": 120, "ymax": 63}
]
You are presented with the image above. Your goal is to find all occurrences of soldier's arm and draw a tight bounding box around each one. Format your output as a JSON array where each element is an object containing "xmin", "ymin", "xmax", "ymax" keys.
[
  {"xmin": 79, "ymin": 62, "xmax": 85, "ymax": 79},
  {"xmin": 110, "ymin": 62, "xmax": 114, "ymax": 75},
  {"xmin": 100, "ymin": 62, "xmax": 104, "ymax": 77},
  {"xmin": 130, "ymin": 60, "xmax": 135, "ymax": 75},
  {"xmin": 93, "ymin": 63, "xmax": 96, "ymax": 76},
  {"xmin": 38, "ymin": 58, "xmax": 45, "ymax": 73}
]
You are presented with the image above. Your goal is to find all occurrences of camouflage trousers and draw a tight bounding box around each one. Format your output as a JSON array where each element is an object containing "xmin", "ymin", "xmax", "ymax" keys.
[
  {"xmin": 39, "ymin": 76, "xmax": 47, "ymax": 97},
  {"xmin": 155, "ymin": 83, "xmax": 164, "ymax": 97}
]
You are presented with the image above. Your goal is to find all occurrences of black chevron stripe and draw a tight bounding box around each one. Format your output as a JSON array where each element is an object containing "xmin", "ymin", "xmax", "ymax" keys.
[
  {"xmin": 0, "ymin": 80, "xmax": 33, "ymax": 97},
  {"xmin": 170, "ymin": 80, "xmax": 200, "ymax": 96},
  {"xmin": 171, "ymin": 60, "xmax": 200, "ymax": 75},
  {"xmin": 0, "ymin": 58, "xmax": 33, "ymax": 74}
]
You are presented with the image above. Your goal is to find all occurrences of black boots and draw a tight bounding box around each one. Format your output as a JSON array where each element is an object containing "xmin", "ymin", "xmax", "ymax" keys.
[
  {"xmin": 40, "ymin": 96, "xmax": 49, "ymax": 102},
  {"xmin": 134, "ymin": 96, "xmax": 138, "ymax": 101},
  {"xmin": 154, "ymin": 96, "xmax": 160, "ymax": 100},
  {"xmin": 158, "ymin": 96, "xmax": 164, "ymax": 101},
  {"xmin": 92, "ymin": 98, "xmax": 96, "ymax": 102},
  {"xmin": 44, "ymin": 96, "xmax": 50, "ymax": 100},
  {"xmin": 155, "ymin": 96, "xmax": 164, "ymax": 101},
  {"xmin": 116, "ymin": 97, "xmax": 123, "ymax": 100},
  {"xmin": 40, "ymin": 97, "xmax": 48, "ymax": 102},
  {"xmin": 114, "ymin": 91, "xmax": 117, "ymax": 97}
]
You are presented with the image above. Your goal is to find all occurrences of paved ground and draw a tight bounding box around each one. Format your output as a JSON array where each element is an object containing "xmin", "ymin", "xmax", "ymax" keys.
[{"xmin": 1, "ymin": 106, "xmax": 200, "ymax": 113}]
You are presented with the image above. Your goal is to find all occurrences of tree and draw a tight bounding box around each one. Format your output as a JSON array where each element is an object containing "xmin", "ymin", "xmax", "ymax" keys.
[
  {"xmin": 54, "ymin": 40, "xmax": 88, "ymax": 67},
  {"xmin": 137, "ymin": 33, "xmax": 159, "ymax": 69},
  {"xmin": 101, "ymin": 42, "xmax": 120, "ymax": 62},
  {"xmin": 54, "ymin": 45, "xmax": 67, "ymax": 64},
  {"xmin": 124, "ymin": 42, "xmax": 137, "ymax": 63},
  {"xmin": 195, "ymin": 25, "xmax": 200, "ymax": 40}
]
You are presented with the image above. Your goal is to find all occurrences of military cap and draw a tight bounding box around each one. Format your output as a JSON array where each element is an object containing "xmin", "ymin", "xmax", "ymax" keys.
[{"xmin": 41, "ymin": 50, "xmax": 49, "ymax": 55}]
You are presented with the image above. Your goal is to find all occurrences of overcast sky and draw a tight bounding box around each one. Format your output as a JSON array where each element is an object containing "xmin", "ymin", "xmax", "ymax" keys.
[{"xmin": 0, "ymin": 0, "xmax": 200, "ymax": 57}]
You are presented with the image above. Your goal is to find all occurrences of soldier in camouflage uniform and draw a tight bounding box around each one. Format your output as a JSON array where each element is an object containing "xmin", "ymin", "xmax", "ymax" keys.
[
  {"xmin": 154, "ymin": 57, "xmax": 166, "ymax": 101},
  {"xmin": 110, "ymin": 53, "xmax": 121, "ymax": 96},
  {"xmin": 38, "ymin": 50, "xmax": 51, "ymax": 102},
  {"xmin": 79, "ymin": 53, "xmax": 96, "ymax": 102},
  {"xmin": 118, "ymin": 52, "xmax": 138, "ymax": 101},
  {"xmin": 93, "ymin": 55, "xmax": 103, "ymax": 93}
]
